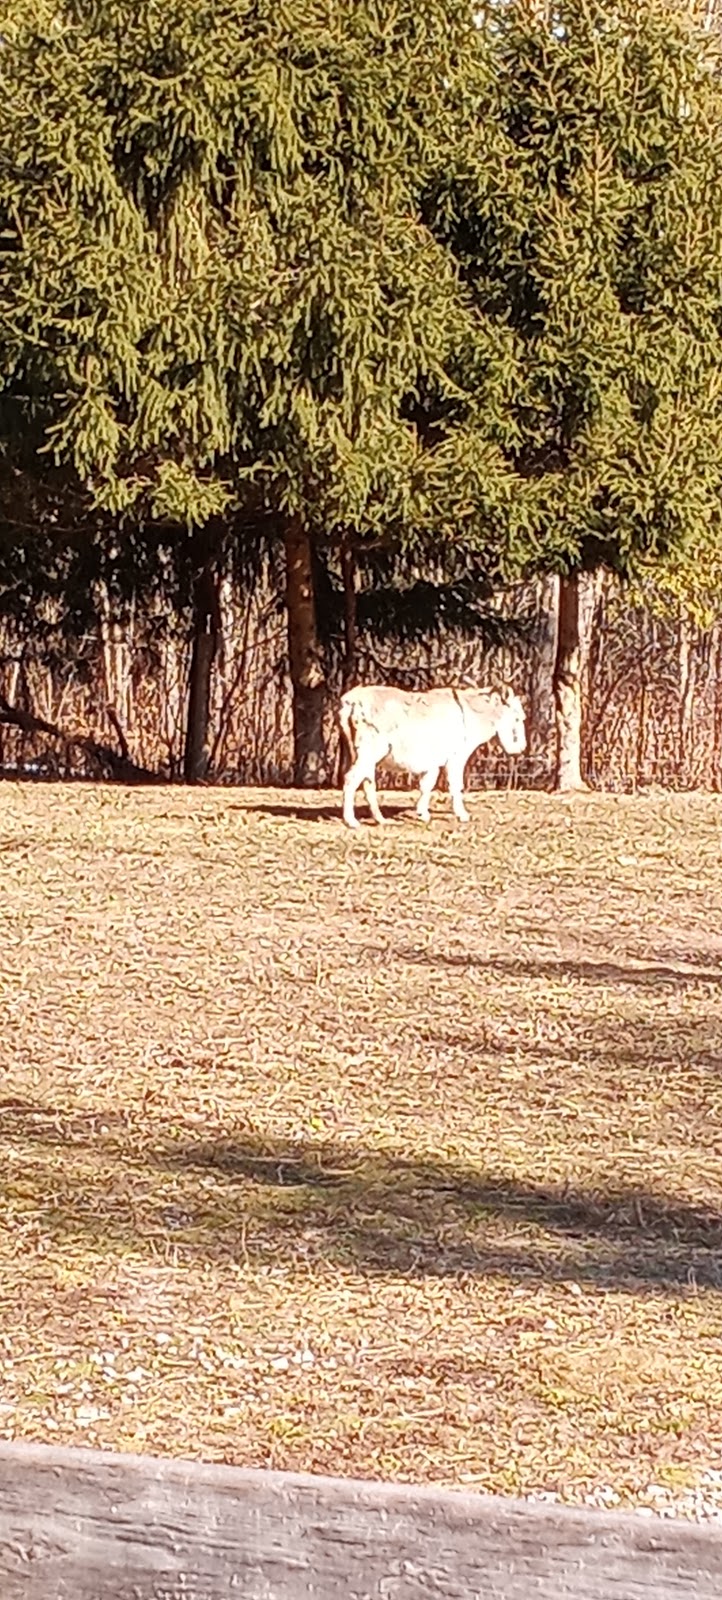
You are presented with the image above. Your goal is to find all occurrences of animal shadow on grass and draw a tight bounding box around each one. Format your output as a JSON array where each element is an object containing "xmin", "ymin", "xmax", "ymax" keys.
[
  {"xmin": 4, "ymin": 1106, "xmax": 722, "ymax": 1295},
  {"xmin": 230, "ymin": 799, "xmax": 410, "ymax": 823}
]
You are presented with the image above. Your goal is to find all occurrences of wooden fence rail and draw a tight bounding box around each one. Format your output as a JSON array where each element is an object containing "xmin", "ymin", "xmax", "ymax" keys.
[{"xmin": 1, "ymin": 1440, "xmax": 721, "ymax": 1599}]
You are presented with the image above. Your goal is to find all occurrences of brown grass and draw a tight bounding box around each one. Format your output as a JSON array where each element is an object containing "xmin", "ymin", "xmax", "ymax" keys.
[{"xmin": 1, "ymin": 781, "xmax": 722, "ymax": 1507}]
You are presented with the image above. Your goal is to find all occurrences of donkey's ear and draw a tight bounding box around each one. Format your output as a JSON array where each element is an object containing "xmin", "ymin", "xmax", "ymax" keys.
[{"xmin": 498, "ymin": 683, "xmax": 515, "ymax": 706}]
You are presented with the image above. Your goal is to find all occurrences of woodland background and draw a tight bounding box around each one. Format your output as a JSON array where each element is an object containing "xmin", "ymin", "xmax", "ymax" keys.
[{"xmin": 3, "ymin": 0, "xmax": 722, "ymax": 792}]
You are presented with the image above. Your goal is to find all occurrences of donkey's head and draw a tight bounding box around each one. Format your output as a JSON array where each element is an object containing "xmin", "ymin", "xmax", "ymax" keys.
[{"xmin": 494, "ymin": 685, "xmax": 527, "ymax": 755}]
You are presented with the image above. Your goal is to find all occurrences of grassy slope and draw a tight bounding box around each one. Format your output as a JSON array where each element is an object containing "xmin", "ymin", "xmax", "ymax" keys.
[{"xmin": 1, "ymin": 783, "xmax": 721, "ymax": 1507}]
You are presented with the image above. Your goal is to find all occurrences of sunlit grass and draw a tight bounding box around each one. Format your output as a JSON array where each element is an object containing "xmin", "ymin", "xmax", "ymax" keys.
[{"xmin": 1, "ymin": 782, "xmax": 721, "ymax": 1508}]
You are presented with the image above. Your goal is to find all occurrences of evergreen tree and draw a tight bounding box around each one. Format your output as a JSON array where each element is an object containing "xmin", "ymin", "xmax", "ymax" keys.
[
  {"xmin": 431, "ymin": 0, "xmax": 722, "ymax": 786},
  {"xmin": 0, "ymin": 0, "xmax": 518, "ymax": 783}
]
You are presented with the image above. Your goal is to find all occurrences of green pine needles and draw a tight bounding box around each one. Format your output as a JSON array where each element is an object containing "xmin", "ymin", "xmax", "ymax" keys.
[{"xmin": 3, "ymin": 0, "xmax": 722, "ymax": 570}]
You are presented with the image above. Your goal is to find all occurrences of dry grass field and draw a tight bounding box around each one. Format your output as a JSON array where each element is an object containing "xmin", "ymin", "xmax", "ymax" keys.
[{"xmin": 1, "ymin": 781, "xmax": 722, "ymax": 1513}]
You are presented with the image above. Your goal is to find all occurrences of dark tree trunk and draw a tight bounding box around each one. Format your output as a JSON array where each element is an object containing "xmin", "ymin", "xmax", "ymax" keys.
[
  {"xmin": 184, "ymin": 562, "xmax": 220, "ymax": 783},
  {"xmin": 678, "ymin": 609, "xmax": 695, "ymax": 779},
  {"xmin": 333, "ymin": 543, "xmax": 359, "ymax": 787},
  {"xmin": 341, "ymin": 543, "xmax": 358, "ymax": 691},
  {"xmin": 553, "ymin": 572, "xmax": 589, "ymax": 791},
  {"xmin": 284, "ymin": 516, "xmax": 326, "ymax": 787}
]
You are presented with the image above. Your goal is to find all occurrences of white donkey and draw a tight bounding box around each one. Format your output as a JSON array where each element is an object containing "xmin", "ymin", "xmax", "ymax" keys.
[{"xmin": 339, "ymin": 683, "xmax": 527, "ymax": 828}]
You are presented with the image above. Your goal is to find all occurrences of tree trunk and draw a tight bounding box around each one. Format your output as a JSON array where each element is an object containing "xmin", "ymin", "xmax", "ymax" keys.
[
  {"xmin": 96, "ymin": 579, "xmax": 133, "ymax": 761},
  {"xmin": 713, "ymin": 634, "xmax": 722, "ymax": 791},
  {"xmin": 184, "ymin": 562, "xmax": 220, "ymax": 783},
  {"xmin": 678, "ymin": 609, "xmax": 695, "ymax": 783},
  {"xmin": 341, "ymin": 543, "xmax": 358, "ymax": 691},
  {"xmin": 284, "ymin": 516, "xmax": 326, "ymax": 787},
  {"xmin": 552, "ymin": 572, "xmax": 589, "ymax": 792}
]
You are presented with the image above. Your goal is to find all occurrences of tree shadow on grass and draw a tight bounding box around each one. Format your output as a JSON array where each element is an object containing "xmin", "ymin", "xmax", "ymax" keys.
[
  {"xmin": 3, "ymin": 1103, "xmax": 721, "ymax": 1296},
  {"xmin": 159, "ymin": 1135, "xmax": 722, "ymax": 1293},
  {"xmin": 394, "ymin": 946, "xmax": 722, "ymax": 990}
]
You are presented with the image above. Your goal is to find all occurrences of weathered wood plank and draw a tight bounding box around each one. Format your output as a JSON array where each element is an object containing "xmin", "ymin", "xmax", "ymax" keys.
[{"xmin": 0, "ymin": 1440, "xmax": 721, "ymax": 1599}]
